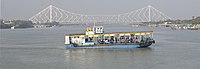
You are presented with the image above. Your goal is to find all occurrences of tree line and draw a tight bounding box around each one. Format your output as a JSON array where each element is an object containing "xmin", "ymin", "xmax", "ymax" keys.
[{"xmin": 0, "ymin": 20, "xmax": 33, "ymax": 29}]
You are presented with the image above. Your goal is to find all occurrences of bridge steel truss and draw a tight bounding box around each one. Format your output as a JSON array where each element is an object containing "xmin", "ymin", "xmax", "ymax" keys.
[{"xmin": 29, "ymin": 5, "xmax": 171, "ymax": 24}]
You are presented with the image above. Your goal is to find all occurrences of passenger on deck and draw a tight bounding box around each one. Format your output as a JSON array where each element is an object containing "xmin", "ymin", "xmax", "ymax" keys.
[
  {"xmin": 113, "ymin": 37, "xmax": 117, "ymax": 43},
  {"xmin": 128, "ymin": 37, "xmax": 132, "ymax": 43},
  {"xmin": 89, "ymin": 37, "xmax": 93, "ymax": 42},
  {"xmin": 99, "ymin": 39, "xmax": 104, "ymax": 44},
  {"xmin": 121, "ymin": 39, "xmax": 125, "ymax": 43},
  {"xmin": 125, "ymin": 37, "xmax": 129, "ymax": 43},
  {"xmin": 131, "ymin": 37, "xmax": 134, "ymax": 43},
  {"xmin": 104, "ymin": 39, "xmax": 110, "ymax": 44},
  {"xmin": 134, "ymin": 37, "xmax": 139, "ymax": 43},
  {"xmin": 141, "ymin": 38, "xmax": 144, "ymax": 42},
  {"xmin": 110, "ymin": 38, "xmax": 114, "ymax": 44}
]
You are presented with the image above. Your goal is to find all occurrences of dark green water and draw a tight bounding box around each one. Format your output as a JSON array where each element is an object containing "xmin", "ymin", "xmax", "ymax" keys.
[{"xmin": 1, "ymin": 24, "xmax": 200, "ymax": 69}]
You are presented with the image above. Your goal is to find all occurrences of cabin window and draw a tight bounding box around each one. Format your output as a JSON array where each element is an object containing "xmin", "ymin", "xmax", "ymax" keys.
[
  {"xmin": 85, "ymin": 37, "xmax": 94, "ymax": 42},
  {"xmin": 85, "ymin": 38, "xmax": 88, "ymax": 42}
]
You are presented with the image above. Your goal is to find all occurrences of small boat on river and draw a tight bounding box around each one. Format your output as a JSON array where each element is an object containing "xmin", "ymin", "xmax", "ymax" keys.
[{"xmin": 65, "ymin": 26, "xmax": 155, "ymax": 48}]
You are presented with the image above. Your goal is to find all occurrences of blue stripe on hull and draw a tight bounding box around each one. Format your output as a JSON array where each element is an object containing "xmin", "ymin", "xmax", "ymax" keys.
[{"xmin": 65, "ymin": 43, "xmax": 151, "ymax": 49}]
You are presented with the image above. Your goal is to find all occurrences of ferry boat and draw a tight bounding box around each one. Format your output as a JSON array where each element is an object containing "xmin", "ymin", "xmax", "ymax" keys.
[{"xmin": 65, "ymin": 26, "xmax": 155, "ymax": 48}]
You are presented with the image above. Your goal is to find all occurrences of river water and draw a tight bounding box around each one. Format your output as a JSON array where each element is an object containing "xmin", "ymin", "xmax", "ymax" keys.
[{"xmin": 0, "ymin": 24, "xmax": 200, "ymax": 69}]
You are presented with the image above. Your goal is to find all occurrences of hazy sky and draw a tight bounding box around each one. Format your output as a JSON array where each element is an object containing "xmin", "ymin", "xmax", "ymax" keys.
[{"xmin": 1, "ymin": 0, "xmax": 200, "ymax": 20}]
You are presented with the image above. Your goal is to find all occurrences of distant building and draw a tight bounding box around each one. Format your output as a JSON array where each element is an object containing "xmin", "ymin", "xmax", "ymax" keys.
[{"xmin": 192, "ymin": 16, "xmax": 195, "ymax": 19}]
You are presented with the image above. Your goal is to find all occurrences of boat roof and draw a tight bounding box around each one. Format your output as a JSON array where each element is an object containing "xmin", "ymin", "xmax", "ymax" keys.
[{"xmin": 68, "ymin": 31, "xmax": 153, "ymax": 36}]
